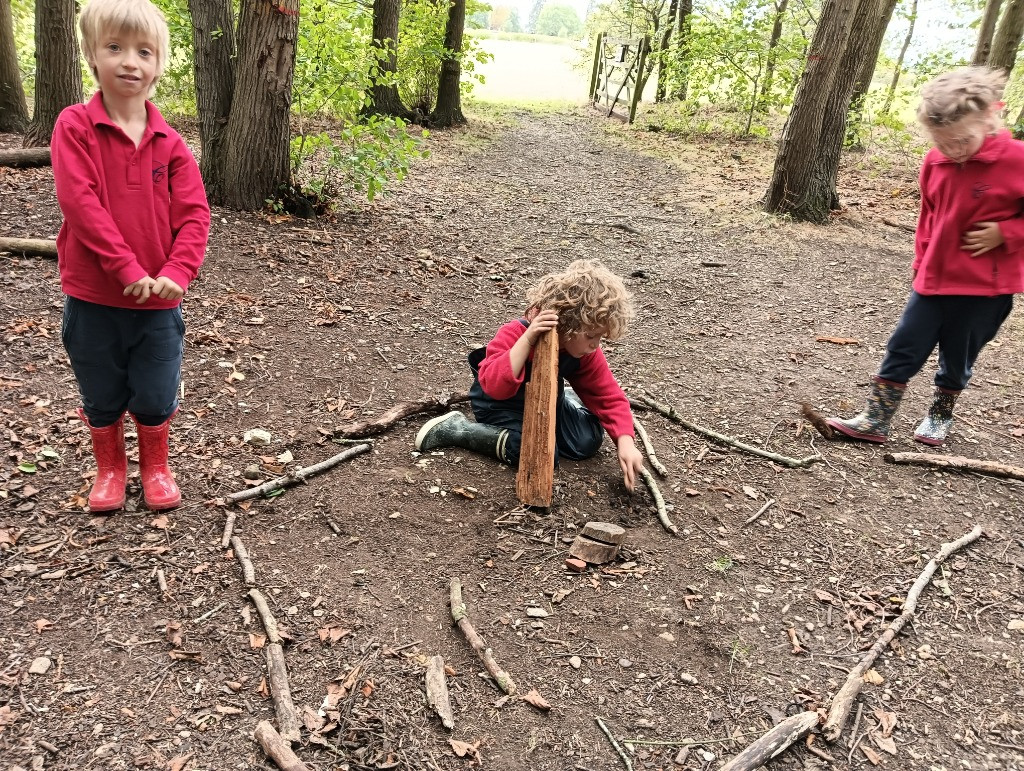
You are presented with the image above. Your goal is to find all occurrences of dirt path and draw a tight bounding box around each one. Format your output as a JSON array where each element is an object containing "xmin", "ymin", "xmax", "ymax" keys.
[{"xmin": 1, "ymin": 109, "xmax": 1023, "ymax": 770}]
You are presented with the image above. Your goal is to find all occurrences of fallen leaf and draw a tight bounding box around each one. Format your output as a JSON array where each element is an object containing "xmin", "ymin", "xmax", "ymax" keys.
[
  {"xmin": 151, "ymin": 514, "xmax": 169, "ymax": 530},
  {"xmin": 249, "ymin": 633, "xmax": 266, "ymax": 649},
  {"xmin": 318, "ymin": 626, "xmax": 352, "ymax": 644},
  {"xmin": 520, "ymin": 689, "xmax": 552, "ymax": 711},
  {"xmin": 215, "ymin": 704, "xmax": 242, "ymax": 715},
  {"xmin": 257, "ymin": 677, "xmax": 269, "ymax": 698},
  {"xmin": 361, "ymin": 679, "xmax": 375, "ymax": 698},
  {"xmin": 862, "ymin": 669, "xmax": 884, "ymax": 686},
  {"xmin": 861, "ymin": 744, "xmax": 883, "ymax": 765},
  {"xmin": 871, "ymin": 732, "xmax": 898, "ymax": 755},
  {"xmin": 451, "ymin": 486, "xmax": 477, "ymax": 499},
  {"xmin": 449, "ymin": 738, "xmax": 482, "ymax": 763},
  {"xmin": 165, "ymin": 621, "xmax": 183, "ymax": 647},
  {"xmin": 814, "ymin": 589, "xmax": 842, "ymax": 606},
  {"xmin": 683, "ymin": 487, "xmax": 701, "ymax": 496},
  {"xmin": 33, "ymin": 618, "xmax": 53, "ymax": 634},
  {"xmin": 742, "ymin": 485, "xmax": 758, "ymax": 499},
  {"xmin": 0, "ymin": 704, "xmax": 21, "ymax": 733},
  {"xmin": 873, "ymin": 708, "xmax": 898, "ymax": 737},
  {"xmin": 276, "ymin": 449, "xmax": 293, "ymax": 463},
  {"xmin": 167, "ymin": 753, "xmax": 193, "ymax": 771}
]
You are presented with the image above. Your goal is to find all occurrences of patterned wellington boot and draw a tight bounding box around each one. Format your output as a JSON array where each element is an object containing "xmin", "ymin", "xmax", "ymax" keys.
[
  {"xmin": 914, "ymin": 388, "xmax": 960, "ymax": 446},
  {"xmin": 825, "ymin": 376, "xmax": 906, "ymax": 443}
]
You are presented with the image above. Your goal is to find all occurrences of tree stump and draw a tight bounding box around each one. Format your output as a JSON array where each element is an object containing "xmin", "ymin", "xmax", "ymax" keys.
[
  {"xmin": 569, "ymin": 521, "xmax": 625, "ymax": 564},
  {"xmin": 516, "ymin": 329, "xmax": 558, "ymax": 507}
]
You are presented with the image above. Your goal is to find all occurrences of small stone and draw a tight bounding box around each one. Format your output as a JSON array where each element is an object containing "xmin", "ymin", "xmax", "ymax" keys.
[
  {"xmin": 565, "ymin": 558, "xmax": 587, "ymax": 572},
  {"xmin": 526, "ymin": 607, "xmax": 549, "ymax": 618},
  {"xmin": 916, "ymin": 644, "xmax": 935, "ymax": 660},
  {"xmin": 1008, "ymin": 619, "xmax": 1024, "ymax": 631},
  {"xmin": 701, "ymin": 750, "xmax": 716, "ymax": 762},
  {"xmin": 658, "ymin": 632, "xmax": 676, "ymax": 642},
  {"xmin": 28, "ymin": 657, "xmax": 52, "ymax": 675},
  {"xmin": 679, "ymin": 672, "xmax": 698, "ymax": 685},
  {"xmin": 243, "ymin": 464, "xmax": 262, "ymax": 480},
  {"xmin": 618, "ymin": 658, "xmax": 633, "ymax": 668},
  {"xmin": 569, "ymin": 656, "xmax": 582, "ymax": 669},
  {"xmin": 529, "ymin": 621, "xmax": 545, "ymax": 630},
  {"xmin": 243, "ymin": 429, "xmax": 272, "ymax": 445}
]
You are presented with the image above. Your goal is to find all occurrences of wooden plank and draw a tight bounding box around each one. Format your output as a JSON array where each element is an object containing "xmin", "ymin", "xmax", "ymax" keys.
[
  {"xmin": 628, "ymin": 36, "xmax": 650, "ymax": 124},
  {"xmin": 516, "ymin": 329, "xmax": 559, "ymax": 507},
  {"xmin": 589, "ymin": 32, "xmax": 604, "ymax": 101}
]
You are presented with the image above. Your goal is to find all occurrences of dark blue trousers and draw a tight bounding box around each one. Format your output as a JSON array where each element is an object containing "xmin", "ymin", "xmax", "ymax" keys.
[
  {"xmin": 62, "ymin": 297, "xmax": 185, "ymax": 427},
  {"xmin": 878, "ymin": 291, "xmax": 1013, "ymax": 391}
]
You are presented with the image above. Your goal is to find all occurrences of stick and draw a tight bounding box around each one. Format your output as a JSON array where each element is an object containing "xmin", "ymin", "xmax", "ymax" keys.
[
  {"xmin": 230, "ymin": 536, "xmax": 256, "ymax": 585},
  {"xmin": 743, "ymin": 498, "xmax": 776, "ymax": 526},
  {"xmin": 800, "ymin": 402, "xmax": 835, "ymax": 440},
  {"xmin": 632, "ymin": 416, "xmax": 668, "ymax": 477},
  {"xmin": 884, "ymin": 452, "xmax": 1024, "ymax": 482},
  {"xmin": 221, "ymin": 511, "xmax": 236, "ymax": 548},
  {"xmin": 639, "ymin": 467, "xmax": 678, "ymax": 536},
  {"xmin": 425, "ymin": 655, "xmax": 455, "ymax": 729},
  {"xmin": 263, "ymin": 643, "xmax": 301, "ymax": 743},
  {"xmin": 718, "ymin": 711, "xmax": 820, "ymax": 771},
  {"xmin": 218, "ymin": 443, "xmax": 371, "ymax": 505},
  {"xmin": 253, "ymin": 719, "xmax": 310, "ymax": 770},
  {"xmin": 335, "ymin": 392, "xmax": 470, "ymax": 438},
  {"xmin": 248, "ymin": 588, "xmax": 282, "ymax": 644},
  {"xmin": 0, "ymin": 237, "xmax": 57, "ymax": 258},
  {"xmin": 821, "ymin": 525, "xmax": 984, "ymax": 741},
  {"xmin": 449, "ymin": 578, "xmax": 516, "ymax": 694},
  {"xmin": 640, "ymin": 394, "xmax": 821, "ymax": 469},
  {"xmin": 156, "ymin": 569, "xmax": 168, "ymax": 595},
  {"xmin": 517, "ymin": 329, "xmax": 559, "ymax": 507},
  {"xmin": 595, "ymin": 717, "xmax": 633, "ymax": 771},
  {"xmin": 0, "ymin": 147, "xmax": 51, "ymax": 168}
]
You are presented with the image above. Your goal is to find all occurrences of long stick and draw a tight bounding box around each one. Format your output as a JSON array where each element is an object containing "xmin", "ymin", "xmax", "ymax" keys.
[
  {"xmin": 632, "ymin": 416, "xmax": 668, "ymax": 477},
  {"xmin": 0, "ymin": 237, "xmax": 57, "ymax": 258},
  {"xmin": 425, "ymin": 655, "xmax": 455, "ymax": 729},
  {"xmin": 718, "ymin": 711, "xmax": 820, "ymax": 771},
  {"xmin": 217, "ymin": 443, "xmax": 371, "ymax": 505},
  {"xmin": 639, "ymin": 467, "xmax": 678, "ymax": 536},
  {"xmin": 640, "ymin": 394, "xmax": 821, "ymax": 469},
  {"xmin": 821, "ymin": 525, "xmax": 984, "ymax": 741},
  {"xmin": 449, "ymin": 578, "xmax": 516, "ymax": 694},
  {"xmin": 264, "ymin": 643, "xmax": 302, "ymax": 743},
  {"xmin": 230, "ymin": 536, "xmax": 256, "ymax": 585},
  {"xmin": 335, "ymin": 392, "xmax": 469, "ymax": 438},
  {"xmin": 884, "ymin": 452, "xmax": 1024, "ymax": 481},
  {"xmin": 253, "ymin": 719, "xmax": 309, "ymax": 771},
  {"xmin": 595, "ymin": 717, "xmax": 633, "ymax": 771},
  {"xmin": 248, "ymin": 588, "xmax": 282, "ymax": 644}
]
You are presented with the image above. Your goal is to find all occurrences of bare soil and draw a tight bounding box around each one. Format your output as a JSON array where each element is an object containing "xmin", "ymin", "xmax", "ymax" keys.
[{"xmin": 1, "ymin": 105, "xmax": 1023, "ymax": 771}]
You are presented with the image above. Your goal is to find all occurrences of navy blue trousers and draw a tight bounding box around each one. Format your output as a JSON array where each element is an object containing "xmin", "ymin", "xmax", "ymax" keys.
[
  {"xmin": 62, "ymin": 297, "xmax": 184, "ymax": 427},
  {"xmin": 878, "ymin": 291, "xmax": 1013, "ymax": 391}
]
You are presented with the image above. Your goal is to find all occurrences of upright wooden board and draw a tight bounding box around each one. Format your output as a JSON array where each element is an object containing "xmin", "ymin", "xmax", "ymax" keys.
[{"xmin": 516, "ymin": 330, "xmax": 559, "ymax": 507}]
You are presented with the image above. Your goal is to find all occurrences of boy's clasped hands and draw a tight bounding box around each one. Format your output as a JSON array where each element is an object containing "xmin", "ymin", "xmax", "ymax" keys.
[{"xmin": 124, "ymin": 275, "xmax": 184, "ymax": 304}]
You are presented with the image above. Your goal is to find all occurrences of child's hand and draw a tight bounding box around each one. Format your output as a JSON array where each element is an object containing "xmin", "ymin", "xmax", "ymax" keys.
[
  {"xmin": 616, "ymin": 435, "xmax": 645, "ymax": 491},
  {"xmin": 151, "ymin": 276, "xmax": 184, "ymax": 301},
  {"xmin": 526, "ymin": 309, "xmax": 558, "ymax": 345},
  {"xmin": 963, "ymin": 222, "xmax": 1004, "ymax": 255},
  {"xmin": 124, "ymin": 276, "xmax": 156, "ymax": 304}
]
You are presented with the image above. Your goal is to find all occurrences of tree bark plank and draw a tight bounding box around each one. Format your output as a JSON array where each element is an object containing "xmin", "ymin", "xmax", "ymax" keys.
[
  {"xmin": 0, "ymin": 237, "xmax": 58, "ymax": 258},
  {"xmin": 516, "ymin": 330, "xmax": 558, "ymax": 507},
  {"xmin": 883, "ymin": 452, "xmax": 1024, "ymax": 481},
  {"xmin": 253, "ymin": 720, "xmax": 310, "ymax": 771},
  {"xmin": 425, "ymin": 655, "xmax": 455, "ymax": 729}
]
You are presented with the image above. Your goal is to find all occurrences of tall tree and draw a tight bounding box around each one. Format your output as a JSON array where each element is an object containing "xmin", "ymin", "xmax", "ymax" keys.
[
  {"xmin": 186, "ymin": 0, "xmax": 236, "ymax": 185},
  {"xmin": 847, "ymin": 0, "xmax": 897, "ymax": 112},
  {"xmin": 24, "ymin": 0, "xmax": 81, "ymax": 147},
  {"xmin": 881, "ymin": 0, "xmax": 916, "ymax": 114},
  {"xmin": 655, "ymin": 0, "xmax": 679, "ymax": 102},
  {"xmin": 757, "ymin": 0, "xmax": 791, "ymax": 110},
  {"xmin": 430, "ymin": 0, "xmax": 466, "ymax": 126},
  {"xmin": 367, "ymin": 0, "xmax": 414, "ymax": 119},
  {"xmin": 669, "ymin": 0, "xmax": 691, "ymax": 100},
  {"xmin": 0, "ymin": 0, "xmax": 29, "ymax": 132},
  {"xmin": 989, "ymin": 0, "xmax": 1024, "ymax": 72},
  {"xmin": 972, "ymin": 0, "xmax": 1003, "ymax": 64},
  {"xmin": 527, "ymin": 0, "xmax": 543, "ymax": 32}
]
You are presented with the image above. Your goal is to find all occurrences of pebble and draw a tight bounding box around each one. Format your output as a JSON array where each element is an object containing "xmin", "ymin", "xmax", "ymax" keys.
[
  {"xmin": 526, "ymin": 607, "xmax": 549, "ymax": 618},
  {"xmin": 618, "ymin": 658, "xmax": 633, "ymax": 668},
  {"xmin": 701, "ymin": 750, "xmax": 716, "ymax": 762},
  {"xmin": 28, "ymin": 657, "xmax": 51, "ymax": 675},
  {"xmin": 243, "ymin": 464, "xmax": 262, "ymax": 480},
  {"xmin": 243, "ymin": 428, "xmax": 272, "ymax": 445},
  {"xmin": 565, "ymin": 558, "xmax": 587, "ymax": 572},
  {"xmin": 658, "ymin": 632, "xmax": 676, "ymax": 642},
  {"xmin": 679, "ymin": 672, "xmax": 698, "ymax": 685},
  {"xmin": 569, "ymin": 656, "xmax": 582, "ymax": 669}
]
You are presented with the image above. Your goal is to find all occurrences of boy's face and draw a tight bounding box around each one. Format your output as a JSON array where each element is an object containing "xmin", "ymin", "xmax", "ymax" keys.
[
  {"xmin": 89, "ymin": 28, "xmax": 159, "ymax": 101},
  {"xmin": 560, "ymin": 325, "xmax": 609, "ymax": 358},
  {"xmin": 928, "ymin": 112, "xmax": 994, "ymax": 163}
]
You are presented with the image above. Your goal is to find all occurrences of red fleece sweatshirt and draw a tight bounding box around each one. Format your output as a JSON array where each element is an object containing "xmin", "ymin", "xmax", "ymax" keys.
[
  {"xmin": 914, "ymin": 129, "xmax": 1024, "ymax": 296},
  {"xmin": 51, "ymin": 93, "xmax": 210, "ymax": 310},
  {"xmin": 476, "ymin": 320, "xmax": 635, "ymax": 440}
]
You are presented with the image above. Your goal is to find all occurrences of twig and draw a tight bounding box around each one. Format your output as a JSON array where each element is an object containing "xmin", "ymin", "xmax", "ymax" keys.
[
  {"xmin": 822, "ymin": 525, "xmax": 984, "ymax": 741},
  {"xmin": 743, "ymin": 498, "xmax": 776, "ymax": 526},
  {"xmin": 194, "ymin": 601, "xmax": 227, "ymax": 624},
  {"xmin": 335, "ymin": 392, "xmax": 470, "ymax": 438},
  {"xmin": 254, "ymin": 719, "xmax": 309, "ymax": 770},
  {"xmin": 847, "ymin": 703, "xmax": 864, "ymax": 763},
  {"xmin": 156, "ymin": 569, "xmax": 168, "ymax": 595},
  {"xmin": 425, "ymin": 655, "xmax": 455, "ymax": 729},
  {"xmin": 718, "ymin": 711, "xmax": 820, "ymax": 771},
  {"xmin": 449, "ymin": 578, "xmax": 516, "ymax": 694},
  {"xmin": 632, "ymin": 416, "xmax": 668, "ymax": 477},
  {"xmin": 230, "ymin": 536, "xmax": 256, "ymax": 585},
  {"xmin": 248, "ymin": 589, "xmax": 282, "ymax": 644},
  {"xmin": 641, "ymin": 394, "xmax": 821, "ymax": 469},
  {"xmin": 800, "ymin": 402, "xmax": 836, "ymax": 440},
  {"xmin": 639, "ymin": 467, "xmax": 678, "ymax": 536},
  {"xmin": 221, "ymin": 511, "xmax": 236, "ymax": 548},
  {"xmin": 217, "ymin": 443, "xmax": 371, "ymax": 505},
  {"xmin": 805, "ymin": 734, "xmax": 836, "ymax": 762},
  {"xmin": 883, "ymin": 452, "xmax": 1024, "ymax": 482},
  {"xmin": 596, "ymin": 717, "xmax": 633, "ymax": 771}
]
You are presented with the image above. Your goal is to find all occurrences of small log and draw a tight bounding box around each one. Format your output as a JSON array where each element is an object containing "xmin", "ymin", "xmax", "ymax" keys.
[
  {"xmin": 248, "ymin": 588, "xmax": 282, "ymax": 644},
  {"xmin": 569, "ymin": 535, "xmax": 620, "ymax": 564},
  {"xmin": 230, "ymin": 536, "xmax": 256, "ymax": 585},
  {"xmin": 595, "ymin": 717, "xmax": 633, "ymax": 771},
  {"xmin": 253, "ymin": 719, "xmax": 310, "ymax": 771},
  {"xmin": 335, "ymin": 391, "xmax": 469, "ymax": 438},
  {"xmin": 580, "ymin": 521, "xmax": 625, "ymax": 545},
  {"xmin": 516, "ymin": 329, "xmax": 559, "ymax": 507},
  {"xmin": 884, "ymin": 452, "xmax": 1024, "ymax": 482},
  {"xmin": 265, "ymin": 643, "xmax": 302, "ymax": 743},
  {"xmin": 217, "ymin": 443, "xmax": 371, "ymax": 505},
  {"xmin": 0, "ymin": 147, "xmax": 51, "ymax": 168},
  {"xmin": 639, "ymin": 467, "xmax": 678, "ymax": 536},
  {"xmin": 632, "ymin": 416, "xmax": 668, "ymax": 477},
  {"xmin": 221, "ymin": 511, "xmax": 236, "ymax": 548},
  {"xmin": 718, "ymin": 711, "xmax": 820, "ymax": 771},
  {"xmin": 0, "ymin": 237, "xmax": 57, "ymax": 258},
  {"xmin": 425, "ymin": 654, "xmax": 455, "ymax": 729},
  {"xmin": 449, "ymin": 578, "xmax": 516, "ymax": 694},
  {"xmin": 821, "ymin": 525, "xmax": 984, "ymax": 741}
]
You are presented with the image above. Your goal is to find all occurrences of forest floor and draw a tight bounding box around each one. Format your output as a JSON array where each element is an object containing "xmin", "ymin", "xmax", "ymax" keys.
[{"xmin": 1, "ymin": 104, "xmax": 1023, "ymax": 771}]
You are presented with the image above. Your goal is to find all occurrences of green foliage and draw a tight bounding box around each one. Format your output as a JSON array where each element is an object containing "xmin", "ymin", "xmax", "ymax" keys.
[
  {"xmin": 503, "ymin": 9, "xmax": 522, "ymax": 32},
  {"xmin": 149, "ymin": 0, "xmax": 198, "ymax": 113},
  {"xmin": 294, "ymin": 0, "xmax": 373, "ymax": 120},
  {"xmin": 535, "ymin": 3, "xmax": 582, "ymax": 38},
  {"xmin": 11, "ymin": 0, "xmax": 34, "ymax": 93}
]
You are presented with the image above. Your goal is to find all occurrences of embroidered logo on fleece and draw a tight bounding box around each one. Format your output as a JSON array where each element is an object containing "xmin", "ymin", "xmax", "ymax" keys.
[
  {"xmin": 152, "ymin": 163, "xmax": 167, "ymax": 183},
  {"xmin": 972, "ymin": 183, "xmax": 991, "ymax": 199}
]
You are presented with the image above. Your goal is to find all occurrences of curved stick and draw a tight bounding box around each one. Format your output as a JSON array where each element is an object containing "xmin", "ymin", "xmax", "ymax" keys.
[
  {"xmin": 639, "ymin": 467, "xmax": 678, "ymax": 536},
  {"xmin": 449, "ymin": 578, "xmax": 516, "ymax": 694},
  {"xmin": 633, "ymin": 416, "xmax": 668, "ymax": 477},
  {"xmin": 336, "ymin": 392, "xmax": 470, "ymax": 438},
  {"xmin": 217, "ymin": 443, "xmax": 371, "ymax": 505},
  {"xmin": 884, "ymin": 452, "xmax": 1024, "ymax": 481}
]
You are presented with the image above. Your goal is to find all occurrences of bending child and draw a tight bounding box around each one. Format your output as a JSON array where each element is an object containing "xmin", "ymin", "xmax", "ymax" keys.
[
  {"xmin": 827, "ymin": 67, "xmax": 1024, "ymax": 446},
  {"xmin": 53, "ymin": 0, "xmax": 210, "ymax": 511},
  {"xmin": 416, "ymin": 259, "xmax": 646, "ymax": 490}
]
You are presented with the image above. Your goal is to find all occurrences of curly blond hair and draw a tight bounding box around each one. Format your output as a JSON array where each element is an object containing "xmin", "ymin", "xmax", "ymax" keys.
[
  {"xmin": 918, "ymin": 66, "xmax": 1006, "ymax": 130},
  {"xmin": 525, "ymin": 259, "xmax": 634, "ymax": 340}
]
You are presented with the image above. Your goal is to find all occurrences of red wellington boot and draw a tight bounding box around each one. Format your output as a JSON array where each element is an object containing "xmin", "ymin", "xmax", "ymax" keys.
[
  {"xmin": 77, "ymin": 409, "xmax": 127, "ymax": 512},
  {"xmin": 132, "ymin": 414, "xmax": 181, "ymax": 510}
]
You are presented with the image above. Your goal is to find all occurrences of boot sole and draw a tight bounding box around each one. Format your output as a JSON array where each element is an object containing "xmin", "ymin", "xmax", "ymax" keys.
[
  {"xmin": 825, "ymin": 419, "xmax": 888, "ymax": 444},
  {"xmin": 88, "ymin": 499, "xmax": 125, "ymax": 513},
  {"xmin": 913, "ymin": 434, "xmax": 944, "ymax": 447},
  {"xmin": 415, "ymin": 411, "xmax": 462, "ymax": 451}
]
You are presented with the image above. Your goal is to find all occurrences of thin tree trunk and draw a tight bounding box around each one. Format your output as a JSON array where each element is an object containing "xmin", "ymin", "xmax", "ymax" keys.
[
  {"xmin": 367, "ymin": 0, "xmax": 414, "ymax": 119},
  {"xmin": 24, "ymin": 0, "xmax": 81, "ymax": 147},
  {"xmin": 846, "ymin": 0, "xmax": 898, "ymax": 148},
  {"xmin": 429, "ymin": 0, "xmax": 467, "ymax": 127},
  {"xmin": 757, "ymin": 0, "xmax": 790, "ymax": 110},
  {"xmin": 989, "ymin": 0, "xmax": 1024, "ymax": 72},
  {"xmin": 669, "ymin": 0, "xmax": 691, "ymax": 100},
  {"xmin": 972, "ymin": 0, "xmax": 1003, "ymax": 64},
  {"xmin": 656, "ymin": 0, "xmax": 679, "ymax": 102},
  {"xmin": 881, "ymin": 0, "xmax": 916, "ymax": 114},
  {"xmin": 186, "ymin": 0, "xmax": 236, "ymax": 191},
  {"xmin": 0, "ymin": 0, "xmax": 29, "ymax": 132}
]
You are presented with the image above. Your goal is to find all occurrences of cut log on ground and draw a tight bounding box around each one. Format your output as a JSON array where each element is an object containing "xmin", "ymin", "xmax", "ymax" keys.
[
  {"xmin": 569, "ymin": 522, "xmax": 625, "ymax": 564},
  {"xmin": 425, "ymin": 654, "xmax": 455, "ymax": 729},
  {"xmin": 449, "ymin": 578, "xmax": 516, "ymax": 694},
  {"xmin": 0, "ymin": 237, "xmax": 57, "ymax": 258},
  {"xmin": 0, "ymin": 147, "xmax": 51, "ymax": 168},
  {"xmin": 884, "ymin": 452, "xmax": 1024, "ymax": 482},
  {"xmin": 821, "ymin": 524, "xmax": 984, "ymax": 741},
  {"xmin": 334, "ymin": 391, "xmax": 469, "ymax": 438},
  {"xmin": 640, "ymin": 394, "xmax": 821, "ymax": 469},
  {"xmin": 639, "ymin": 467, "xmax": 678, "ymax": 536},
  {"xmin": 633, "ymin": 416, "xmax": 668, "ymax": 476},
  {"xmin": 264, "ymin": 642, "xmax": 302, "ymax": 743},
  {"xmin": 718, "ymin": 711, "xmax": 820, "ymax": 771},
  {"xmin": 254, "ymin": 719, "xmax": 310, "ymax": 771},
  {"xmin": 516, "ymin": 329, "xmax": 558, "ymax": 507},
  {"xmin": 216, "ymin": 443, "xmax": 371, "ymax": 505},
  {"xmin": 230, "ymin": 536, "xmax": 256, "ymax": 585}
]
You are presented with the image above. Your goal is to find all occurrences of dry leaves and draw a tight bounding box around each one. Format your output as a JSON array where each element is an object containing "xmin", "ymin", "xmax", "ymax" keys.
[
  {"xmin": 520, "ymin": 689, "xmax": 551, "ymax": 711},
  {"xmin": 449, "ymin": 738, "xmax": 482, "ymax": 764}
]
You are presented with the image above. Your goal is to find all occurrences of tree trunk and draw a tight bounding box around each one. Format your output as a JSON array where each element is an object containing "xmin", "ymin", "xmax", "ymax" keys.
[
  {"xmin": 989, "ymin": 0, "xmax": 1024, "ymax": 72},
  {"xmin": 757, "ymin": 0, "xmax": 790, "ymax": 110},
  {"xmin": 846, "ymin": 0, "xmax": 898, "ymax": 147},
  {"xmin": 763, "ymin": 0, "xmax": 860, "ymax": 222},
  {"xmin": 972, "ymin": 0, "xmax": 1003, "ymax": 64},
  {"xmin": 367, "ymin": 0, "xmax": 414, "ymax": 119},
  {"xmin": 24, "ymin": 0, "xmax": 81, "ymax": 147},
  {"xmin": 186, "ymin": 0, "xmax": 236, "ymax": 189},
  {"xmin": 215, "ymin": 0, "xmax": 298, "ymax": 210},
  {"xmin": 655, "ymin": 0, "xmax": 679, "ymax": 103},
  {"xmin": 0, "ymin": 0, "xmax": 29, "ymax": 132},
  {"xmin": 669, "ymin": 0, "xmax": 691, "ymax": 100},
  {"xmin": 881, "ymin": 0, "xmax": 916, "ymax": 114},
  {"xmin": 429, "ymin": 0, "xmax": 467, "ymax": 127}
]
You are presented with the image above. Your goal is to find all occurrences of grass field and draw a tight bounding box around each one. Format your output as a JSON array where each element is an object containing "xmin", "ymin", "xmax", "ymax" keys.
[{"xmin": 470, "ymin": 37, "xmax": 590, "ymax": 107}]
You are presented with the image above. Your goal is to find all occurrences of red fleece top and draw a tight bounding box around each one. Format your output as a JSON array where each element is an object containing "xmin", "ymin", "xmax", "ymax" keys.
[
  {"xmin": 914, "ymin": 129, "xmax": 1024, "ymax": 296},
  {"xmin": 476, "ymin": 320, "xmax": 635, "ymax": 440},
  {"xmin": 52, "ymin": 93, "xmax": 210, "ymax": 309}
]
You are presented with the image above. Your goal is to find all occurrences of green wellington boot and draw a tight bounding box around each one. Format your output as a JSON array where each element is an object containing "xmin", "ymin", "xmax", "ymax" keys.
[{"xmin": 415, "ymin": 411, "xmax": 510, "ymax": 463}]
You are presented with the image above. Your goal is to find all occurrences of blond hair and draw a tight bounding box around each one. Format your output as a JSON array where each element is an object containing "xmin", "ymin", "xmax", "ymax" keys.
[
  {"xmin": 918, "ymin": 66, "xmax": 1006, "ymax": 130},
  {"xmin": 79, "ymin": 0, "xmax": 170, "ymax": 95},
  {"xmin": 525, "ymin": 259, "xmax": 635, "ymax": 340}
]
